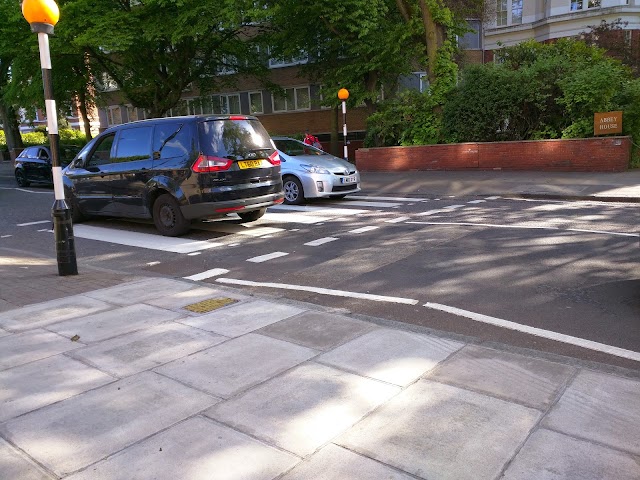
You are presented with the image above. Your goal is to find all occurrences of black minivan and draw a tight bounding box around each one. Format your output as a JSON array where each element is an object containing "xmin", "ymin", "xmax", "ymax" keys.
[{"xmin": 63, "ymin": 115, "xmax": 284, "ymax": 236}]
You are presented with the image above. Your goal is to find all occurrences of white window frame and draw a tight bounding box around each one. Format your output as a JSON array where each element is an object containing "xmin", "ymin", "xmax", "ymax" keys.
[
  {"xmin": 268, "ymin": 48, "xmax": 309, "ymax": 68},
  {"xmin": 249, "ymin": 91, "xmax": 264, "ymax": 114},
  {"xmin": 107, "ymin": 106, "xmax": 123, "ymax": 126},
  {"xmin": 497, "ymin": 0, "xmax": 508, "ymax": 26},
  {"xmin": 271, "ymin": 86, "xmax": 311, "ymax": 112}
]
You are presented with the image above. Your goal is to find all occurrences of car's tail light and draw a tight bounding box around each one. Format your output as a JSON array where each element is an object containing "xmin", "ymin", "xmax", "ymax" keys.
[
  {"xmin": 229, "ymin": 116, "xmax": 247, "ymax": 121},
  {"xmin": 268, "ymin": 151, "xmax": 281, "ymax": 166},
  {"xmin": 192, "ymin": 155, "xmax": 233, "ymax": 173}
]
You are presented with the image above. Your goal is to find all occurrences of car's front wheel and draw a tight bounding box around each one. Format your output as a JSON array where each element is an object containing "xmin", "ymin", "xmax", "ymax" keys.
[
  {"xmin": 283, "ymin": 176, "xmax": 304, "ymax": 205},
  {"xmin": 238, "ymin": 208, "xmax": 266, "ymax": 223},
  {"xmin": 152, "ymin": 194, "xmax": 190, "ymax": 236},
  {"xmin": 15, "ymin": 169, "xmax": 30, "ymax": 187}
]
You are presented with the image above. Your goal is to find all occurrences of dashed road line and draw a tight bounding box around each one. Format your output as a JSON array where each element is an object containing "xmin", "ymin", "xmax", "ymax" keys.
[
  {"xmin": 348, "ymin": 195, "xmax": 427, "ymax": 202},
  {"xmin": 184, "ymin": 268, "xmax": 230, "ymax": 281},
  {"xmin": 247, "ymin": 251, "xmax": 289, "ymax": 263},
  {"xmin": 424, "ymin": 302, "xmax": 640, "ymax": 362},
  {"xmin": 385, "ymin": 216, "xmax": 410, "ymax": 223},
  {"xmin": 349, "ymin": 226, "xmax": 379, "ymax": 234},
  {"xmin": 1, "ymin": 235, "xmax": 12, "ymax": 238},
  {"xmin": 305, "ymin": 237, "xmax": 339, "ymax": 246},
  {"xmin": 467, "ymin": 200, "xmax": 486, "ymax": 204},
  {"xmin": 216, "ymin": 278, "xmax": 420, "ymax": 305},
  {"xmin": 337, "ymin": 201, "xmax": 402, "ymax": 208}
]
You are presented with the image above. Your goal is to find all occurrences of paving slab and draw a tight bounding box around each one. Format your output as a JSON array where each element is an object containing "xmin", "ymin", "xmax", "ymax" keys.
[
  {"xmin": 0, "ymin": 330, "xmax": 82, "ymax": 371},
  {"xmin": 337, "ymin": 379, "xmax": 541, "ymax": 480},
  {"xmin": 0, "ymin": 437, "xmax": 54, "ymax": 480},
  {"xmin": 0, "ymin": 355, "xmax": 114, "ymax": 422},
  {"xmin": 206, "ymin": 362, "xmax": 400, "ymax": 456},
  {"xmin": 317, "ymin": 329, "xmax": 463, "ymax": 386},
  {"xmin": 66, "ymin": 416, "xmax": 299, "ymax": 480},
  {"xmin": 542, "ymin": 369, "xmax": 640, "ymax": 455},
  {"xmin": 0, "ymin": 296, "xmax": 112, "ymax": 332},
  {"xmin": 67, "ymin": 323, "xmax": 227, "ymax": 377},
  {"xmin": 257, "ymin": 311, "xmax": 377, "ymax": 351},
  {"xmin": 83, "ymin": 278, "xmax": 194, "ymax": 306},
  {"xmin": 280, "ymin": 444, "xmax": 415, "ymax": 480},
  {"xmin": 144, "ymin": 285, "xmax": 250, "ymax": 311},
  {"xmin": 502, "ymin": 428, "xmax": 640, "ymax": 480},
  {"xmin": 178, "ymin": 300, "xmax": 305, "ymax": 337},
  {"xmin": 156, "ymin": 333, "xmax": 317, "ymax": 398},
  {"xmin": 46, "ymin": 304, "xmax": 185, "ymax": 343},
  {"xmin": 1, "ymin": 372, "xmax": 217, "ymax": 477},
  {"xmin": 427, "ymin": 345, "xmax": 576, "ymax": 410}
]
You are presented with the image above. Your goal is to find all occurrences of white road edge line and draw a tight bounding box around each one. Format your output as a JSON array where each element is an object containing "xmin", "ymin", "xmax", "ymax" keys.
[
  {"xmin": 405, "ymin": 221, "xmax": 639, "ymax": 237},
  {"xmin": 184, "ymin": 268, "xmax": 230, "ymax": 281},
  {"xmin": 424, "ymin": 302, "xmax": 640, "ymax": 362},
  {"xmin": 17, "ymin": 220, "xmax": 51, "ymax": 227},
  {"xmin": 349, "ymin": 226, "xmax": 379, "ymax": 234},
  {"xmin": 216, "ymin": 278, "xmax": 419, "ymax": 305}
]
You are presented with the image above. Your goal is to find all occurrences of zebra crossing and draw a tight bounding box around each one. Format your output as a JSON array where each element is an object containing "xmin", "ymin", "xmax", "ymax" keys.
[{"xmin": 15, "ymin": 195, "xmax": 554, "ymax": 257}]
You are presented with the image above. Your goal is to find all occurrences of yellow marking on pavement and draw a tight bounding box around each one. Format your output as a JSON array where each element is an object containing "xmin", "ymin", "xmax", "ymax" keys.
[{"xmin": 183, "ymin": 298, "xmax": 237, "ymax": 313}]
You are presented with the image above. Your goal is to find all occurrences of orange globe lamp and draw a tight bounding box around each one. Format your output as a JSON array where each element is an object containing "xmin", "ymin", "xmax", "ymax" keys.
[
  {"xmin": 22, "ymin": 0, "xmax": 60, "ymax": 27},
  {"xmin": 338, "ymin": 88, "xmax": 349, "ymax": 101}
]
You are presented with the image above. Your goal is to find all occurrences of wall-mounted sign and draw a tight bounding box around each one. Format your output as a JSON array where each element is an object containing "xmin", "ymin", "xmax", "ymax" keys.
[{"xmin": 594, "ymin": 111, "xmax": 623, "ymax": 135}]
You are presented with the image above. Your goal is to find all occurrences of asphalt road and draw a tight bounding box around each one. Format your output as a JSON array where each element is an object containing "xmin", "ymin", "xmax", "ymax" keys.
[{"xmin": 1, "ymin": 173, "xmax": 639, "ymax": 371}]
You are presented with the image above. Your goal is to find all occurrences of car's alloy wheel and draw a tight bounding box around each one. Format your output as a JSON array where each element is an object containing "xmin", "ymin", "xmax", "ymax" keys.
[
  {"xmin": 238, "ymin": 207, "xmax": 267, "ymax": 223},
  {"xmin": 152, "ymin": 193, "xmax": 190, "ymax": 236},
  {"xmin": 283, "ymin": 176, "xmax": 304, "ymax": 205},
  {"xmin": 15, "ymin": 170, "xmax": 30, "ymax": 187}
]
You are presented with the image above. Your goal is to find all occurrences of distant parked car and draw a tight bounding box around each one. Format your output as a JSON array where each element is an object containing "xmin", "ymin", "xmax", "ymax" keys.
[
  {"xmin": 63, "ymin": 115, "xmax": 284, "ymax": 236},
  {"xmin": 14, "ymin": 145, "xmax": 80, "ymax": 187},
  {"xmin": 272, "ymin": 136, "xmax": 360, "ymax": 205}
]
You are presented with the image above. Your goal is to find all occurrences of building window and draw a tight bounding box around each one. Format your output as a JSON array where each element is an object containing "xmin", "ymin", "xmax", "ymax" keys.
[
  {"xmin": 459, "ymin": 20, "xmax": 482, "ymax": 49},
  {"xmin": 497, "ymin": 0, "xmax": 508, "ymax": 26},
  {"xmin": 571, "ymin": 0, "xmax": 600, "ymax": 9},
  {"xmin": 511, "ymin": 0, "xmax": 523, "ymax": 24},
  {"xmin": 249, "ymin": 92, "xmax": 263, "ymax": 114},
  {"xmin": 107, "ymin": 106, "xmax": 122, "ymax": 125},
  {"xmin": 272, "ymin": 86, "xmax": 311, "ymax": 112},
  {"xmin": 126, "ymin": 105, "xmax": 139, "ymax": 122},
  {"xmin": 268, "ymin": 50, "xmax": 308, "ymax": 68},
  {"xmin": 211, "ymin": 94, "xmax": 241, "ymax": 114}
]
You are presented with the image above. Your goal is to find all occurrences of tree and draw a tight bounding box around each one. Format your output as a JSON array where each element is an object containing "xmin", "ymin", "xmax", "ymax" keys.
[
  {"xmin": 62, "ymin": 0, "xmax": 271, "ymax": 118},
  {"xmin": 581, "ymin": 20, "xmax": 639, "ymax": 78},
  {"xmin": 0, "ymin": 0, "xmax": 32, "ymax": 152}
]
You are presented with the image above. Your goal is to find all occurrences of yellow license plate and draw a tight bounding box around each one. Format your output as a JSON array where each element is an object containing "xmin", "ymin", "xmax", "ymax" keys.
[{"xmin": 238, "ymin": 160, "xmax": 264, "ymax": 169}]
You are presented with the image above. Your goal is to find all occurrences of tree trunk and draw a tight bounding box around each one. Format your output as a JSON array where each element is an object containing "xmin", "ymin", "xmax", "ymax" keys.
[
  {"xmin": 419, "ymin": 0, "xmax": 446, "ymax": 85},
  {"xmin": 77, "ymin": 90, "xmax": 93, "ymax": 140},
  {"xmin": 0, "ymin": 101, "xmax": 24, "ymax": 152}
]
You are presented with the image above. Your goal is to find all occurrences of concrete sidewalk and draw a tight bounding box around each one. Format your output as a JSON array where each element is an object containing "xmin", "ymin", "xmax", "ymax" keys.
[{"xmin": 1, "ymin": 272, "xmax": 639, "ymax": 480}]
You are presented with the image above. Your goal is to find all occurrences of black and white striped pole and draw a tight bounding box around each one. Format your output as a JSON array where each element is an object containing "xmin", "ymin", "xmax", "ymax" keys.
[
  {"xmin": 338, "ymin": 88, "xmax": 349, "ymax": 161},
  {"xmin": 23, "ymin": 0, "xmax": 78, "ymax": 276}
]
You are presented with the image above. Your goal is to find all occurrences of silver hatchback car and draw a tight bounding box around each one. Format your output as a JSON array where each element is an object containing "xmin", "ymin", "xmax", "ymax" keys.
[{"xmin": 272, "ymin": 137, "xmax": 361, "ymax": 205}]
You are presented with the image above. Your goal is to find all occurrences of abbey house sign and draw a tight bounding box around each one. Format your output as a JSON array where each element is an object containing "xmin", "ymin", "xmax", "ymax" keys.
[{"xmin": 594, "ymin": 111, "xmax": 623, "ymax": 135}]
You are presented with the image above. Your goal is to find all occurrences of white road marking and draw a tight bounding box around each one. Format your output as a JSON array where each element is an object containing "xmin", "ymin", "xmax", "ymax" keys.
[
  {"xmin": 417, "ymin": 209, "xmax": 449, "ymax": 216},
  {"xmin": 349, "ymin": 226, "xmax": 379, "ymax": 234},
  {"xmin": 406, "ymin": 221, "xmax": 639, "ymax": 237},
  {"xmin": 216, "ymin": 278, "xmax": 419, "ymax": 305},
  {"xmin": 17, "ymin": 220, "xmax": 50, "ymax": 227},
  {"xmin": 247, "ymin": 251, "xmax": 289, "ymax": 263},
  {"xmin": 467, "ymin": 200, "xmax": 486, "ymax": 204},
  {"xmin": 146, "ymin": 261, "xmax": 161, "ymax": 266},
  {"xmin": 348, "ymin": 195, "xmax": 422, "ymax": 202},
  {"xmin": 188, "ymin": 252, "xmax": 201, "ymax": 256},
  {"xmin": 269, "ymin": 205, "xmax": 368, "ymax": 216},
  {"xmin": 424, "ymin": 302, "xmax": 640, "ymax": 362},
  {"xmin": 261, "ymin": 212, "xmax": 332, "ymax": 224},
  {"xmin": 385, "ymin": 216, "xmax": 410, "ymax": 223},
  {"xmin": 485, "ymin": 196, "xmax": 501, "ymax": 200},
  {"xmin": 443, "ymin": 204, "xmax": 465, "ymax": 209},
  {"xmin": 184, "ymin": 268, "xmax": 230, "ymax": 281},
  {"xmin": 71, "ymin": 225, "xmax": 223, "ymax": 253},
  {"xmin": 197, "ymin": 222, "xmax": 285, "ymax": 237},
  {"xmin": 336, "ymin": 201, "xmax": 402, "ymax": 208},
  {"xmin": 305, "ymin": 237, "xmax": 338, "ymax": 246},
  {"xmin": 37, "ymin": 229, "xmax": 49, "ymax": 232},
  {"xmin": 1, "ymin": 235, "xmax": 12, "ymax": 238}
]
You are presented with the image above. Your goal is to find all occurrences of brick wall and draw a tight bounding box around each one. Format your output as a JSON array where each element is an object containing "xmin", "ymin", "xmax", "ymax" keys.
[{"xmin": 356, "ymin": 137, "xmax": 631, "ymax": 172}]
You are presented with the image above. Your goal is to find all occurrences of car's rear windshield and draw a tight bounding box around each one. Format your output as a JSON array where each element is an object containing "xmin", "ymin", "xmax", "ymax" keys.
[{"xmin": 198, "ymin": 119, "xmax": 273, "ymax": 160}]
